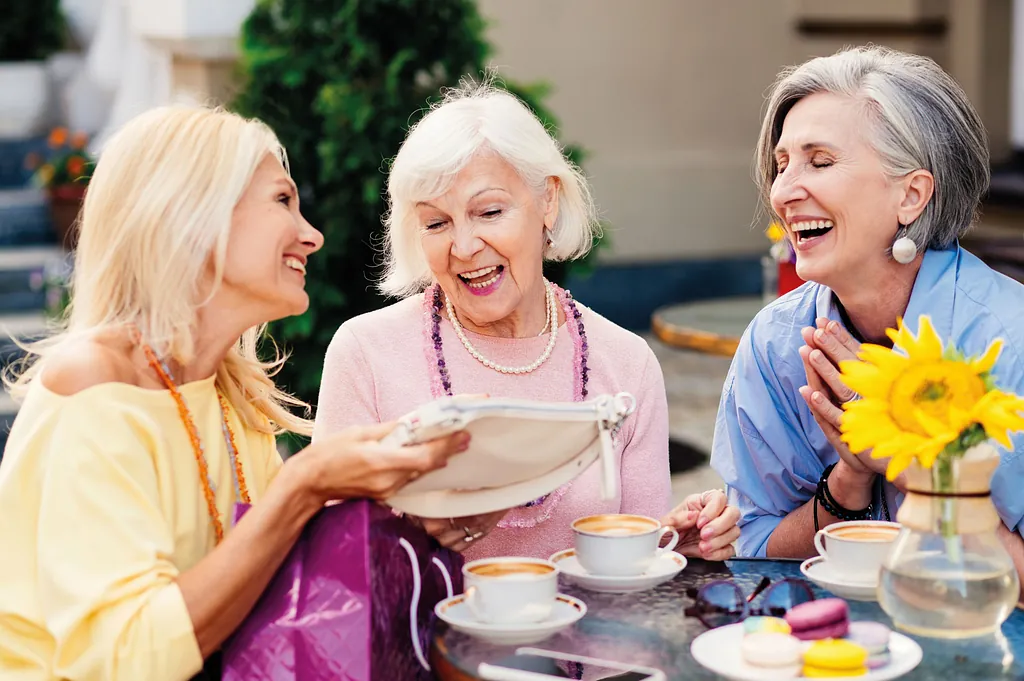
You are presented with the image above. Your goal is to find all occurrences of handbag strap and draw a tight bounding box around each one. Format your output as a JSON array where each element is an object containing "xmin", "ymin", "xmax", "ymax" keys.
[{"xmin": 397, "ymin": 538, "xmax": 455, "ymax": 673}]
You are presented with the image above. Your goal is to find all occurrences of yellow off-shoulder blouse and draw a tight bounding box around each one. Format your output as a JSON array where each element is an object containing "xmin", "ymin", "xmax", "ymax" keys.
[{"xmin": 0, "ymin": 375, "xmax": 282, "ymax": 681}]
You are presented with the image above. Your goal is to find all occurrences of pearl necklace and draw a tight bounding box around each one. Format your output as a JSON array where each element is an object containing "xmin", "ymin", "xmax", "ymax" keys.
[{"xmin": 445, "ymin": 279, "xmax": 559, "ymax": 375}]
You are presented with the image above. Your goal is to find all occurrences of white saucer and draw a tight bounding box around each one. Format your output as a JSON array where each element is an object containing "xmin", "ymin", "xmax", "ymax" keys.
[
  {"xmin": 691, "ymin": 622, "xmax": 922, "ymax": 681},
  {"xmin": 549, "ymin": 549, "xmax": 686, "ymax": 593},
  {"xmin": 434, "ymin": 593, "xmax": 587, "ymax": 646},
  {"xmin": 801, "ymin": 556, "xmax": 879, "ymax": 602}
]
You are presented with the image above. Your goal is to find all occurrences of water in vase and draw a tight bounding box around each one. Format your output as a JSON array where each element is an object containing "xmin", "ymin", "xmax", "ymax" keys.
[{"xmin": 879, "ymin": 552, "xmax": 1018, "ymax": 638}]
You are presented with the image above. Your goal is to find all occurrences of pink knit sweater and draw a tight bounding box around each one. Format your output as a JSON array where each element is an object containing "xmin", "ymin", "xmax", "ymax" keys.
[{"xmin": 312, "ymin": 293, "xmax": 671, "ymax": 561}]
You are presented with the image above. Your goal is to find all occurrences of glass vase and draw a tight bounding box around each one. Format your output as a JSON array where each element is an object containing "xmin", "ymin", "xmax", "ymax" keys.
[{"xmin": 878, "ymin": 444, "xmax": 1019, "ymax": 638}]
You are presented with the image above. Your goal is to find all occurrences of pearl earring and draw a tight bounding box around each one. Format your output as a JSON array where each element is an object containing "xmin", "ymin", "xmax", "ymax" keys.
[{"xmin": 892, "ymin": 223, "xmax": 917, "ymax": 264}]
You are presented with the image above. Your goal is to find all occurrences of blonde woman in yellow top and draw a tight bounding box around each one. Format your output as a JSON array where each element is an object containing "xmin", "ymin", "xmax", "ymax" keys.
[{"xmin": 0, "ymin": 106, "xmax": 467, "ymax": 681}]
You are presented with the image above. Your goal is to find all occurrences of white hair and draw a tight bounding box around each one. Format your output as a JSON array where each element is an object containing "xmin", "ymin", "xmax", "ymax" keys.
[
  {"xmin": 756, "ymin": 45, "xmax": 989, "ymax": 249},
  {"xmin": 379, "ymin": 80, "xmax": 600, "ymax": 298}
]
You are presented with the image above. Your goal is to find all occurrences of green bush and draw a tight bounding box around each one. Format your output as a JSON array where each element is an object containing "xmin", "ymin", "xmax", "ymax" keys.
[
  {"xmin": 0, "ymin": 0, "xmax": 64, "ymax": 62},
  {"xmin": 234, "ymin": 0, "xmax": 600, "ymax": 412}
]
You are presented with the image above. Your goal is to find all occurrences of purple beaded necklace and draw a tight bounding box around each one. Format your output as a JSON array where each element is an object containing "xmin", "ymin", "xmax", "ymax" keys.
[{"xmin": 421, "ymin": 281, "xmax": 591, "ymax": 527}]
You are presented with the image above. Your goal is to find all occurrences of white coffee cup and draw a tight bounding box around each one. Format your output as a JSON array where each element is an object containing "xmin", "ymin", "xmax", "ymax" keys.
[
  {"xmin": 462, "ymin": 557, "xmax": 559, "ymax": 624},
  {"xmin": 571, "ymin": 513, "xmax": 680, "ymax": 577},
  {"xmin": 814, "ymin": 520, "xmax": 902, "ymax": 582}
]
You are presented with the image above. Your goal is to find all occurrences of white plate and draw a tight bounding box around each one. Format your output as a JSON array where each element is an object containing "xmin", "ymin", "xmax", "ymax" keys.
[
  {"xmin": 801, "ymin": 556, "xmax": 879, "ymax": 602},
  {"xmin": 691, "ymin": 622, "xmax": 922, "ymax": 681},
  {"xmin": 435, "ymin": 593, "xmax": 587, "ymax": 646},
  {"xmin": 549, "ymin": 548, "xmax": 686, "ymax": 593}
]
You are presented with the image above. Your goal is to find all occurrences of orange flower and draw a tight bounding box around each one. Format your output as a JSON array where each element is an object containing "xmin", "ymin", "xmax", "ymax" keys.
[
  {"xmin": 48, "ymin": 128, "xmax": 68, "ymax": 148},
  {"xmin": 23, "ymin": 152, "xmax": 41, "ymax": 171},
  {"xmin": 67, "ymin": 156, "xmax": 85, "ymax": 177},
  {"xmin": 70, "ymin": 131, "xmax": 88, "ymax": 149}
]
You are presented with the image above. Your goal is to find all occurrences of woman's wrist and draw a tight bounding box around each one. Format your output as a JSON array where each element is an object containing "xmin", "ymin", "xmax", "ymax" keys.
[
  {"xmin": 828, "ymin": 460, "xmax": 875, "ymax": 510},
  {"xmin": 274, "ymin": 449, "xmax": 328, "ymax": 521}
]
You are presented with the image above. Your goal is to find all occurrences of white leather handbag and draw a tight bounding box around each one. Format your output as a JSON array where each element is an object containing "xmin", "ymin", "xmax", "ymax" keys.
[{"xmin": 382, "ymin": 392, "xmax": 637, "ymax": 518}]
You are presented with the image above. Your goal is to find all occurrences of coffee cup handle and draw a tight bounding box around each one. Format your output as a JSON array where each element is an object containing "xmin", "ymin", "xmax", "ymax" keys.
[
  {"xmin": 655, "ymin": 526, "xmax": 680, "ymax": 556},
  {"xmin": 813, "ymin": 528, "xmax": 828, "ymax": 557},
  {"xmin": 464, "ymin": 586, "xmax": 488, "ymax": 623}
]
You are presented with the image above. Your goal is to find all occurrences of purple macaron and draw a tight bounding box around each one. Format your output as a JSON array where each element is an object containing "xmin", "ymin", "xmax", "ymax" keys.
[
  {"xmin": 846, "ymin": 621, "xmax": 892, "ymax": 669},
  {"xmin": 783, "ymin": 598, "xmax": 849, "ymax": 641}
]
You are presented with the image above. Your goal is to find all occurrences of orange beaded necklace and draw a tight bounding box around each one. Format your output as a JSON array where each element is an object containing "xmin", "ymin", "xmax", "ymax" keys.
[{"xmin": 140, "ymin": 342, "xmax": 251, "ymax": 543}]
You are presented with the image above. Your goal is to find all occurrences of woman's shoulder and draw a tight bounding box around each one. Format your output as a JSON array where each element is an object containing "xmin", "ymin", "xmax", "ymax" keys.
[{"xmin": 39, "ymin": 335, "xmax": 141, "ymax": 397}]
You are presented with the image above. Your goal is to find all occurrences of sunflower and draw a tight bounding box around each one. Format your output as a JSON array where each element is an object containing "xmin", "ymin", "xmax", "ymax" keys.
[{"xmin": 838, "ymin": 315, "xmax": 1024, "ymax": 480}]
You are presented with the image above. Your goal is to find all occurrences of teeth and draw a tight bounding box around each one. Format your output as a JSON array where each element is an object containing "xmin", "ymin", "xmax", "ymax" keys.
[
  {"xmin": 791, "ymin": 219, "xmax": 834, "ymax": 232},
  {"xmin": 460, "ymin": 265, "xmax": 498, "ymax": 279},
  {"xmin": 467, "ymin": 271, "xmax": 501, "ymax": 289},
  {"xmin": 284, "ymin": 257, "xmax": 306, "ymax": 274}
]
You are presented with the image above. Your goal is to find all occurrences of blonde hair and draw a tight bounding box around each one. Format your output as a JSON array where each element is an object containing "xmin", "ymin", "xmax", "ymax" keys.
[
  {"xmin": 6, "ymin": 105, "xmax": 312, "ymax": 436},
  {"xmin": 380, "ymin": 78, "xmax": 600, "ymax": 298}
]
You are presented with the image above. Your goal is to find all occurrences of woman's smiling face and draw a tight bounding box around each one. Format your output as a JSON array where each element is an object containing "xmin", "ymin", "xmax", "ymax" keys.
[{"xmin": 417, "ymin": 152, "xmax": 558, "ymax": 335}]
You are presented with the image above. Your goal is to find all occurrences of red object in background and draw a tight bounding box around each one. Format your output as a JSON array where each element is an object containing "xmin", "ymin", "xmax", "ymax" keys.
[{"xmin": 778, "ymin": 261, "xmax": 804, "ymax": 295}]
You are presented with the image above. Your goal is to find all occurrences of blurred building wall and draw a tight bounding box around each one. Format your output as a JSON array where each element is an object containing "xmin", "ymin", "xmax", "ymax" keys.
[{"xmin": 477, "ymin": 0, "xmax": 1011, "ymax": 266}]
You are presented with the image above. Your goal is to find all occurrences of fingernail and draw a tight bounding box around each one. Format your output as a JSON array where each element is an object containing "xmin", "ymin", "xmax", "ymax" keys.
[
  {"xmin": 701, "ymin": 526, "xmax": 715, "ymax": 539},
  {"xmin": 699, "ymin": 541, "xmax": 709, "ymax": 553},
  {"xmin": 828, "ymin": 321, "xmax": 840, "ymax": 334},
  {"xmin": 697, "ymin": 514, "xmax": 708, "ymax": 527},
  {"xmin": 813, "ymin": 392, "xmax": 824, "ymax": 404},
  {"xmin": 815, "ymin": 329, "xmax": 827, "ymax": 343},
  {"xmin": 811, "ymin": 349, "xmax": 823, "ymax": 361}
]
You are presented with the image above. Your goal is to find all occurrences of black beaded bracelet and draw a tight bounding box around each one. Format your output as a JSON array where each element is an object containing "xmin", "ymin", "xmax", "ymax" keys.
[{"xmin": 816, "ymin": 463, "xmax": 873, "ymax": 522}]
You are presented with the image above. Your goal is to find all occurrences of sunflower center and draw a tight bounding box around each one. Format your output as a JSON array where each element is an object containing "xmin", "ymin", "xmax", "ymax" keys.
[{"xmin": 889, "ymin": 362, "xmax": 986, "ymax": 435}]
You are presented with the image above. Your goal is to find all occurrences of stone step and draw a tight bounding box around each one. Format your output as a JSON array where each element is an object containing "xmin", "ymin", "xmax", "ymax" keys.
[
  {"xmin": 0, "ymin": 187, "xmax": 57, "ymax": 247},
  {"xmin": 0, "ymin": 137, "xmax": 47, "ymax": 190}
]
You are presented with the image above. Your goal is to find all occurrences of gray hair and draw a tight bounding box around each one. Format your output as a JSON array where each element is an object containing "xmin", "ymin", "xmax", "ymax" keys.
[
  {"xmin": 755, "ymin": 45, "xmax": 989, "ymax": 250},
  {"xmin": 379, "ymin": 78, "xmax": 600, "ymax": 298}
]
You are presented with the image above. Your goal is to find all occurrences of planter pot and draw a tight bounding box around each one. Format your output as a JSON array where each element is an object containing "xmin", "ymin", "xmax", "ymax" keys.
[
  {"xmin": 47, "ymin": 184, "xmax": 87, "ymax": 250},
  {"xmin": 0, "ymin": 62, "xmax": 51, "ymax": 139}
]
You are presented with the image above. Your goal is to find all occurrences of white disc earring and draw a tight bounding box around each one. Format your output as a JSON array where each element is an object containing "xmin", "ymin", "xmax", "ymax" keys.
[{"xmin": 892, "ymin": 224, "xmax": 917, "ymax": 264}]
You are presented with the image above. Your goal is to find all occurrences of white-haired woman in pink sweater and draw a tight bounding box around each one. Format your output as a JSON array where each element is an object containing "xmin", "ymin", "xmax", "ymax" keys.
[{"xmin": 314, "ymin": 82, "xmax": 739, "ymax": 563}]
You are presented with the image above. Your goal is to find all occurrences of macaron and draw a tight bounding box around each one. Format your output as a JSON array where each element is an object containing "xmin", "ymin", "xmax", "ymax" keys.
[
  {"xmin": 739, "ymin": 632, "xmax": 802, "ymax": 679},
  {"xmin": 784, "ymin": 598, "xmax": 849, "ymax": 641},
  {"xmin": 802, "ymin": 639, "xmax": 868, "ymax": 677},
  {"xmin": 846, "ymin": 621, "xmax": 891, "ymax": 669},
  {"xmin": 743, "ymin": 616, "xmax": 792, "ymax": 635}
]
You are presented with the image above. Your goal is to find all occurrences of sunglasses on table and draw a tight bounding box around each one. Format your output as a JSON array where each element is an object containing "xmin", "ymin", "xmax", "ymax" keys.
[{"xmin": 684, "ymin": 576, "xmax": 816, "ymax": 629}]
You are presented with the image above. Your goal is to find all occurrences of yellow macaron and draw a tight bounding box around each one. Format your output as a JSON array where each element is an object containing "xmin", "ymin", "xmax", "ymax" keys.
[{"xmin": 803, "ymin": 639, "xmax": 868, "ymax": 677}]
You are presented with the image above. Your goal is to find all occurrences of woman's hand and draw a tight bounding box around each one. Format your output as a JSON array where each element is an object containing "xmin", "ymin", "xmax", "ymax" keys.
[
  {"xmin": 413, "ymin": 510, "xmax": 508, "ymax": 552},
  {"xmin": 292, "ymin": 422, "xmax": 470, "ymax": 504},
  {"xmin": 798, "ymin": 319, "xmax": 881, "ymax": 481},
  {"xmin": 660, "ymin": 489, "xmax": 740, "ymax": 561}
]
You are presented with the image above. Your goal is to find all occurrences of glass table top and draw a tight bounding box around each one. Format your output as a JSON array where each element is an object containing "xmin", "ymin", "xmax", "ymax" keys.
[{"xmin": 431, "ymin": 557, "xmax": 1024, "ymax": 680}]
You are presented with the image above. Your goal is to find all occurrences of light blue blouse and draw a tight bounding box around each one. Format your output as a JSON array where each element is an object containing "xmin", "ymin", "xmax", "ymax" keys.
[{"xmin": 712, "ymin": 245, "xmax": 1024, "ymax": 557}]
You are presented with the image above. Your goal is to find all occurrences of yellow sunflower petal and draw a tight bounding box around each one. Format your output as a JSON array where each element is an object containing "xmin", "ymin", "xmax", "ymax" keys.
[
  {"xmin": 970, "ymin": 339, "xmax": 1003, "ymax": 375},
  {"xmin": 839, "ymin": 361, "xmax": 893, "ymax": 398},
  {"xmin": 912, "ymin": 316, "xmax": 944, "ymax": 362},
  {"xmin": 857, "ymin": 344, "xmax": 911, "ymax": 375},
  {"xmin": 885, "ymin": 451, "xmax": 916, "ymax": 480}
]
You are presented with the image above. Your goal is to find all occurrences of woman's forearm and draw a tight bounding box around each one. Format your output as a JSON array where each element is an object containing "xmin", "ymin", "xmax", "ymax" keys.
[
  {"xmin": 996, "ymin": 523, "xmax": 1024, "ymax": 604},
  {"xmin": 767, "ymin": 462, "xmax": 874, "ymax": 558},
  {"xmin": 177, "ymin": 460, "xmax": 322, "ymax": 658}
]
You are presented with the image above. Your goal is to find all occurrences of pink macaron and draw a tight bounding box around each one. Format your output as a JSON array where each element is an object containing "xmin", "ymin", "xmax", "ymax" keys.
[{"xmin": 783, "ymin": 598, "xmax": 849, "ymax": 641}]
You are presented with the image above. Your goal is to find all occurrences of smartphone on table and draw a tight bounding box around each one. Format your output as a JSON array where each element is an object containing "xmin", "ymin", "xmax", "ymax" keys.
[{"xmin": 476, "ymin": 647, "xmax": 666, "ymax": 681}]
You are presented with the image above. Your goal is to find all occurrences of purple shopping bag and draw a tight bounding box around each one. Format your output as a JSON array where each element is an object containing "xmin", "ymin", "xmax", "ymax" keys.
[{"xmin": 221, "ymin": 499, "xmax": 463, "ymax": 681}]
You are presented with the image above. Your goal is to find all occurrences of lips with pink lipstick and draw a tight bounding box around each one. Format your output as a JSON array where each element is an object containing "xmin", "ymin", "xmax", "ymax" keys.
[{"xmin": 457, "ymin": 264, "xmax": 505, "ymax": 295}]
